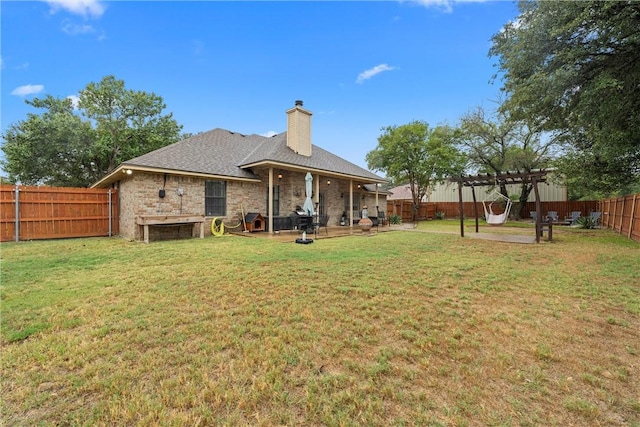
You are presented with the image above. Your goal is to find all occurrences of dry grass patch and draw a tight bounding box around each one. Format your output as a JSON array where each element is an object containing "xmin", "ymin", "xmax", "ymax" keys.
[{"xmin": 2, "ymin": 227, "xmax": 639, "ymax": 426}]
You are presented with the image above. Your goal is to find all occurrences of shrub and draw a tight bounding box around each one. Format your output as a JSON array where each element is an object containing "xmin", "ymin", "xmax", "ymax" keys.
[
  {"xmin": 576, "ymin": 216, "xmax": 599, "ymax": 229},
  {"xmin": 435, "ymin": 211, "xmax": 445, "ymax": 220},
  {"xmin": 389, "ymin": 214, "xmax": 402, "ymax": 225}
]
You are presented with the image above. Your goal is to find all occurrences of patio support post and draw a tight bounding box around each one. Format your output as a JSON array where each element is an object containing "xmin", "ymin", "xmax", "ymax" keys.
[
  {"xmin": 349, "ymin": 180, "xmax": 354, "ymax": 227},
  {"xmin": 533, "ymin": 177, "xmax": 541, "ymax": 243},
  {"xmin": 268, "ymin": 168, "xmax": 274, "ymax": 234},
  {"xmin": 314, "ymin": 174, "xmax": 320, "ymax": 209},
  {"xmin": 471, "ymin": 185, "xmax": 478, "ymax": 233}
]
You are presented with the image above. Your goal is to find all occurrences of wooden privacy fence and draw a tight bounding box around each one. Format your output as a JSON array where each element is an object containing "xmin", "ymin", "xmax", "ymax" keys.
[
  {"xmin": 387, "ymin": 200, "xmax": 436, "ymax": 222},
  {"xmin": 599, "ymin": 194, "xmax": 640, "ymax": 243},
  {"xmin": 388, "ymin": 200, "xmax": 599, "ymax": 223},
  {"xmin": 0, "ymin": 185, "xmax": 118, "ymax": 242}
]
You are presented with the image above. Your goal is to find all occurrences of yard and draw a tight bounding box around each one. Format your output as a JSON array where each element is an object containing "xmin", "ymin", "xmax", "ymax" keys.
[{"xmin": 2, "ymin": 223, "xmax": 639, "ymax": 426}]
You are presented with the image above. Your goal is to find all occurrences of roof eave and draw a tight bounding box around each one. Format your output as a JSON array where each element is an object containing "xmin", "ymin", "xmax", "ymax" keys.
[
  {"xmin": 240, "ymin": 160, "xmax": 386, "ymax": 184},
  {"xmin": 91, "ymin": 165, "xmax": 262, "ymax": 188}
]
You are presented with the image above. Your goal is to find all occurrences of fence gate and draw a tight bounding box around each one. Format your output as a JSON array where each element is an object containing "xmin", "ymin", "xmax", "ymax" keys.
[{"xmin": 0, "ymin": 185, "xmax": 119, "ymax": 242}]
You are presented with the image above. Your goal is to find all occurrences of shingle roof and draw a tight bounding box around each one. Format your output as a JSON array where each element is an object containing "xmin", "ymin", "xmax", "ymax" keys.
[
  {"xmin": 122, "ymin": 128, "xmax": 264, "ymax": 180},
  {"xmin": 118, "ymin": 127, "xmax": 383, "ymax": 182},
  {"xmin": 240, "ymin": 132, "xmax": 383, "ymax": 181}
]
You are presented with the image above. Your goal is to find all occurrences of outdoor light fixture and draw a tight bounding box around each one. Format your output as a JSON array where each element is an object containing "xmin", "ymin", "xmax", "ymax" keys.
[
  {"xmin": 327, "ymin": 180, "xmax": 331, "ymax": 185},
  {"xmin": 357, "ymin": 184, "xmax": 361, "ymax": 189},
  {"xmin": 122, "ymin": 168, "xmax": 133, "ymax": 175},
  {"xmin": 278, "ymin": 173, "xmax": 283, "ymax": 179}
]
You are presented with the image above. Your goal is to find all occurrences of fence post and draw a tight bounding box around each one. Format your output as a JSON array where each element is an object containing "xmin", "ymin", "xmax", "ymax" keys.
[
  {"xmin": 14, "ymin": 185, "xmax": 20, "ymax": 242},
  {"xmin": 628, "ymin": 195, "xmax": 636, "ymax": 239},
  {"xmin": 108, "ymin": 189, "xmax": 112, "ymax": 237},
  {"xmin": 618, "ymin": 197, "xmax": 625, "ymax": 234}
]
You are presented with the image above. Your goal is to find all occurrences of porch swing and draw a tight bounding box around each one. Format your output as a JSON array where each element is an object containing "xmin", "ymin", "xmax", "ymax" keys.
[{"xmin": 482, "ymin": 190, "xmax": 512, "ymax": 226}]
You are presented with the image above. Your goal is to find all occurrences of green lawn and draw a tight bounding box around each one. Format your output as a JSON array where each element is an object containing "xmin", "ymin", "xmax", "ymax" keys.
[{"xmin": 2, "ymin": 225, "xmax": 639, "ymax": 426}]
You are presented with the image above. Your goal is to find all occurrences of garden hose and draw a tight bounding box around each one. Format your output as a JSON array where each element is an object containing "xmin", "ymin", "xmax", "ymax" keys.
[{"xmin": 210, "ymin": 217, "xmax": 243, "ymax": 237}]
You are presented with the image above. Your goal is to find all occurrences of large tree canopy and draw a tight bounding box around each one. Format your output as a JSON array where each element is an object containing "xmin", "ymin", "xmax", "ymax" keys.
[
  {"xmin": 453, "ymin": 107, "xmax": 555, "ymax": 218},
  {"xmin": 490, "ymin": 1, "xmax": 640, "ymax": 196},
  {"xmin": 1, "ymin": 75, "xmax": 182, "ymax": 187},
  {"xmin": 366, "ymin": 121, "xmax": 466, "ymax": 220}
]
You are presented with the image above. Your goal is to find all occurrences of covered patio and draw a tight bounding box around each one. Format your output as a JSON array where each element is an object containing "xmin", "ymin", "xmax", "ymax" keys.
[{"xmin": 230, "ymin": 222, "xmax": 399, "ymax": 243}]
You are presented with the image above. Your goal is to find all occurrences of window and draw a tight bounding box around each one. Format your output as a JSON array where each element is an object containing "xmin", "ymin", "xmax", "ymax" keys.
[
  {"xmin": 205, "ymin": 180, "xmax": 226, "ymax": 216},
  {"xmin": 266, "ymin": 185, "xmax": 280, "ymax": 216},
  {"xmin": 344, "ymin": 192, "xmax": 360, "ymax": 218},
  {"xmin": 318, "ymin": 192, "xmax": 326, "ymax": 216}
]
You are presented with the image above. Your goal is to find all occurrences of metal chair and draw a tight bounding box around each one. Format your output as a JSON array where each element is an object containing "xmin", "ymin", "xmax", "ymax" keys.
[
  {"xmin": 313, "ymin": 215, "xmax": 329, "ymax": 237},
  {"xmin": 378, "ymin": 211, "xmax": 386, "ymax": 226}
]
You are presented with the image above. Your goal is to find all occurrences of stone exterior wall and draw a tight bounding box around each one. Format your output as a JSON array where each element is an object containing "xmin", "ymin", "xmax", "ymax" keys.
[{"xmin": 117, "ymin": 170, "xmax": 386, "ymax": 240}]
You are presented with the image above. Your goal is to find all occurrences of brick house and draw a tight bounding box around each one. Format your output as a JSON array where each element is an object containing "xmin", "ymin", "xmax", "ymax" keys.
[{"xmin": 92, "ymin": 101, "xmax": 387, "ymax": 241}]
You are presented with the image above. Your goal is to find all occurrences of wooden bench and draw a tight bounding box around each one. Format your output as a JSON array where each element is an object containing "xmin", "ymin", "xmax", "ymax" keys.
[{"xmin": 136, "ymin": 215, "xmax": 205, "ymax": 243}]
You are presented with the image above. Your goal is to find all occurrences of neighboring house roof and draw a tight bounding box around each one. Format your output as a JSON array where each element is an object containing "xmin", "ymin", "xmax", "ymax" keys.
[
  {"xmin": 93, "ymin": 128, "xmax": 384, "ymax": 188},
  {"xmin": 387, "ymin": 184, "xmax": 427, "ymax": 201}
]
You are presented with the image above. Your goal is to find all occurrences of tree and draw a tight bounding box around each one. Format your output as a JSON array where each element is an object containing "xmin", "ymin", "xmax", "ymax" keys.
[
  {"xmin": 366, "ymin": 121, "xmax": 466, "ymax": 221},
  {"xmin": 453, "ymin": 107, "xmax": 555, "ymax": 219},
  {"xmin": 79, "ymin": 76, "xmax": 182, "ymax": 174},
  {"xmin": 490, "ymin": 1, "xmax": 640, "ymax": 196},
  {"xmin": 1, "ymin": 75, "xmax": 182, "ymax": 186},
  {"xmin": 1, "ymin": 96, "xmax": 96, "ymax": 186}
]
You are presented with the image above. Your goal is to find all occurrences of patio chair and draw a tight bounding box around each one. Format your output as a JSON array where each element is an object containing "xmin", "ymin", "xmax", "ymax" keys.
[
  {"xmin": 313, "ymin": 215, "xmax": 329, "ymax": 237},
  {"xmin": 378, "ymin": 211, "xmax": 386, "ymax": 226},
  {"xmin": 590, "ymin": 211, "xmax": 601, "ymax": 225},
  {"xmin": 530, "ymin": 211, "xmax": 537, "ymax": 221},
  {"xmin": 546, "ymin": 211, "xmax": 559, "ymax": 223},
  {"xmin": 564, "ymin": 211, "xmax": 581, "ymax": 225}
]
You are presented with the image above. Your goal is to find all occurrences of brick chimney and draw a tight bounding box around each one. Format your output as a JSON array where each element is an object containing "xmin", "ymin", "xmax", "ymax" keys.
[{"xmin": 286, "ymin": 100, "xmax": 312, "ymax": 157}]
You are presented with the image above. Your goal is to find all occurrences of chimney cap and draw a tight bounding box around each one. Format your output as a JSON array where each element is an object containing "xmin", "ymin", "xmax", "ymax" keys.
[{"xmin": 295, "ymin": 100, "xmax": 303, "ymax": 107}]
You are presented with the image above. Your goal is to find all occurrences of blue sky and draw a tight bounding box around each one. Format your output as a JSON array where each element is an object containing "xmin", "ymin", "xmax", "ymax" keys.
[{"xmin": 1, "ymin": 0, "xmax": 520, "ymax": 171}]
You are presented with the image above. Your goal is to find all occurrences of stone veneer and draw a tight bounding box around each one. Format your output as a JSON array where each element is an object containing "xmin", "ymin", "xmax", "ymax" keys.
[{"xmin": 116, "ymin": 170, "xmax": 385, "ymax": 241}]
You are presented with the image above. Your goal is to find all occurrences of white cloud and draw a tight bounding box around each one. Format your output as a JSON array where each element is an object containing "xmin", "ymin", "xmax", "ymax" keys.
[
  {"xmin": 356, "ymin": 64, "xmax": 397, "ymax": 84},
  {"xmin": 410, "ymin": 0, "xmax": 486, "ymax": 13},
  {"xmin": 11, "ymin": 84, "xmax": 45, "ymax": 97},
  {"xmin": 261, "ymin": 131, "xmax": 277, "ymax": 137},
  {"xmin": 67, "ymin": 95, "xmax": 80, "ymax": 109},
  {"xmin": 45, "ymin": 0, "xmax": 106, "ymax": 18},
  {"xmin": 62, "ymin": 20, "xmax": 96, "ymax": 35}
]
